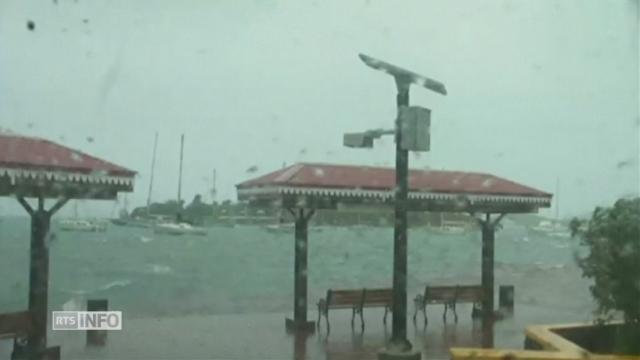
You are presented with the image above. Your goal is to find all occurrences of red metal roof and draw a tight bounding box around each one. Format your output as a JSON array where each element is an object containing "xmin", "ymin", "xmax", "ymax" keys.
[
  {"xmin": 237, "ymin": 163, "xmax": 550, "ymax": 198},
  {"xmin": 0, "ymin": 134, "xmax": 135, "ymax": 177}
]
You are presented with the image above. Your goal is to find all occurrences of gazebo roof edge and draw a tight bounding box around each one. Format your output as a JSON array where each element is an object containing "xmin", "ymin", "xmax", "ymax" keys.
[
  {"xmin": 0, "ymin": 133, "xmax": 136, "ymax": 177},
  {"xmin": 236, "ymin": 162, "xmax": 552, "ymax": 198}
]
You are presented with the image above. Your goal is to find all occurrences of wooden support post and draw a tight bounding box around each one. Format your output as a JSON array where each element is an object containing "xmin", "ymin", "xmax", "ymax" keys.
[
  {"xmin": 480, "ymin": 216, "xmax": 495, "ymax": 320},
  {"xmin": 26, "ymin": 208, "xmax": 51, "ymax": 359},
  {"xmin": 285, "ymin": 208, "xmax": 315, "ymax": 333},
  {"xmin": 14, "ymin": 196, "xmax": 69, "ymax": 360},
  {"xmin": 481, "ymin": 314, "xmax": 494, "ymax": 349},
  {"xmin": 475, "ymin": 212, "xmax": 505, "ymax": 350},
  {"xmin": 86, "ymin": 299, "xmax": 109, "ymax": 346}
]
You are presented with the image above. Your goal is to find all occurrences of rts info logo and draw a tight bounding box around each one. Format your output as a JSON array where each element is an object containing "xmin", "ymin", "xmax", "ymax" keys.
[{"xmin": 52, "ymin": 311, "xmax": 122, "ymax": 330}]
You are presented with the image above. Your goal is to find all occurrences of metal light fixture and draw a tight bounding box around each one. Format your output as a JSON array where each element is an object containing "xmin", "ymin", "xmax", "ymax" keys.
[{"xmin": 347, "ymin": 53, "xmax": 447, "ymax": 357}]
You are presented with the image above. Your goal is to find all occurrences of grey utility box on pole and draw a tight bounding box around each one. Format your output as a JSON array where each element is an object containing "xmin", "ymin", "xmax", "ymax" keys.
[{"xmin": 399, "ymin": 106, "xmax": 431, "ymax": 152}]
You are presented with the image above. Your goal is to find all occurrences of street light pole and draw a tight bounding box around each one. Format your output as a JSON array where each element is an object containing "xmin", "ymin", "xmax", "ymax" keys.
[
  {"xmin": 354, "ymin": 54, "xmax": 447, "ymax": 358},
  {"xmin": 392, "ymin": 78, "xmax": 411, "ymax": 350}
]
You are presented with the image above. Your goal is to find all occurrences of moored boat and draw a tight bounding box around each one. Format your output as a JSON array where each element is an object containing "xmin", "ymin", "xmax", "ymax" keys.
[
  {"xmin": 427, "ymin": 215, "xmax": 474, "ymax": 235},
  {"xmin": 153, "ymin": 222, "xmax": 207, "ymax": 236},
  {"xmin": 530, "ymin": 220, "xmax": 570, "ymax": 238},
  {"xmin": 58, "ymin": 219, "xmax": 107, "ymax": 232}
]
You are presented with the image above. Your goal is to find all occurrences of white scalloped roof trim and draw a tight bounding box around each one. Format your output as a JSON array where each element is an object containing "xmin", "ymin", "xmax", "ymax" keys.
[
  {"xmin": 0, "ymin": 167, "xmax": 134, "ymax": 187},
  {"xmin": 238, "ymin": 186, "xmax": 550, "ymax": 205}
]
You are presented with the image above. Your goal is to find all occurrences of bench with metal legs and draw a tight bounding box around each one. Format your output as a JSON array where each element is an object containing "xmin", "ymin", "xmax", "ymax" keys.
[
  {"xmin": 317, "ymin": 288, "xmax": 393, "ymax": 333},
  {"xmin": 413, "ymin": 285, "xmax": 484, "ymax": 326}
]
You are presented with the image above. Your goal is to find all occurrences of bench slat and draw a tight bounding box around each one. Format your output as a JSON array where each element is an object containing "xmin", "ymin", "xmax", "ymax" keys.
[
  {"xmin": 363, "ymin": 288, "xmax": 393, "ymax": 306},
  {"xmin": 327, "ymin": 289, "xmax": 364, "ymax": 308},
  {"xmin": 424, "ymin": 285, "xmax": 483, "ymax": 303},
  {"xmin": 325, "ymin": 288, "xmax": 394, "ymax": 308}
]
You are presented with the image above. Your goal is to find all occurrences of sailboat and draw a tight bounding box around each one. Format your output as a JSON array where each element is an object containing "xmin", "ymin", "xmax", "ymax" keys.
[
  {"xmin": 426, "ymin": 213, "xmax": 470, "ymax": 235},
  {"xmin": 153, "ymin": 134, "xmax": 207, "ymax": 236},
  {"xmin": 264, "ymin": 209, "xmax": 294, "ymax": 233},
  {"xmin": 58, "ymin": 201, "xmax": 107, "ymax": 232},
  {"xmin": 530, "ymin": 178, "xmax": 570, "ymax": 238},
  {"xmin": 111, "ymin": 132, "xmax": 169, "ymax": 228}
]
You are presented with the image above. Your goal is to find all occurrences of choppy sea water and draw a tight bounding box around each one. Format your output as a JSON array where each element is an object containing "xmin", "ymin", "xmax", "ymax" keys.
[{"xmin": 0, "ymin": 216, "xmax": 594, "ymax": 321}]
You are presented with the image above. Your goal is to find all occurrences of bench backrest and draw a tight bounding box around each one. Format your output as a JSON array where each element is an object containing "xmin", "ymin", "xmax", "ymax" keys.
[
  {"xmin": 424, "ymin": 286, "xmax": 457, "ymax": 302},
  {"xmin": 363, "ymin": 288, "xmax": 393, "ymax": 306},
  {"xmin": 327, "ymin": 289, "xmax": 365, "ymax": 307},
  {"xmin": 0, "ymin": 311, "xmax": 33, "ymax": 339},
  {"xmin": 455, "ymin": 285, "xmax": 484, "ymax": 302},
  {"xmin": 424, "ymin": 285, "xmax": 484, "ymax": 303}
]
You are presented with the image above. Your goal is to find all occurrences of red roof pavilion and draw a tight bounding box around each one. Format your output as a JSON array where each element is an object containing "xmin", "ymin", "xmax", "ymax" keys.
[
  {"xmin": 0, "ymin": 133, "xmax": 136, "ymax": 358},
  {"xmin": 0, "ymin": 133, "xmax": 135, "ymax": 198},
  {"xmin": 237, "ymin": 163, "xmax": 551, "ymax": 213},
  {"xmin": 237, "ymin": 162, "xmax": 552, "ymax": 334}
]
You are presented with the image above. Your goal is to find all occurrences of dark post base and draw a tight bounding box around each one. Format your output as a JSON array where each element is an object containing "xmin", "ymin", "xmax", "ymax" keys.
[
  {"xmin": 42, "ymin": 346, "xmax": 61, "ymax": 360},
  {"xmin": 285, "ymin": 318, "xmax": 315, "ymax": 334},
  {"xmin": 377, "ymin": 348, "xmax": 421, "ymax": 360},
  {"xmin": 86, "ymin": 299, "xmax": 109, "ymax": 346}
]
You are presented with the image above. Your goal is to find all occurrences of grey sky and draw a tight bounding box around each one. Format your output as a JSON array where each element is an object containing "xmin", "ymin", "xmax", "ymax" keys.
[{"xmin": 0, "ymin": 0, "xmax": 638, "ymax": 218}]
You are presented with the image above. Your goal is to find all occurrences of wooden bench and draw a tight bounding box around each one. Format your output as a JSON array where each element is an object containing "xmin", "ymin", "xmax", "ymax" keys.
[
  {"xmin": 0, "ymin": 311, "xmax": 33, "ymax": 359},
  {"xmin": 0, "ymin": 311, "xmax": 33, "ymax": 340},
  {"xmin": 0, "ymin": 310, "xmax": 60, "ymax": 360},
  {"xmin": 317, "ymin": 288, "xmax": 393, "ymax": 332},
  {"xmin": 413, "ymin": 285, "xmax": 483, "ymax": 325}
]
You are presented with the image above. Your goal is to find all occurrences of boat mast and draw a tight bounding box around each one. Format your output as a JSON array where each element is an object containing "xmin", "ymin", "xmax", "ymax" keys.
[
  {"xmin": 176, "ymin": 134, "xmax": 185, "ymax": 221},
  {"xmin": 555, "ymin": 177, "xmax": 560, "ymax": 221},
  {"xmin": 146, "ymin": 131, "xmax": 159, "ymax": 216},
  {"xmin": 211, "ymin": 168, "xmax": 217, "ymax": 203}
]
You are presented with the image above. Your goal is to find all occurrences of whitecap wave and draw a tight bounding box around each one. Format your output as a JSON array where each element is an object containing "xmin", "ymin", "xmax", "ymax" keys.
[
  {"xmin": 65, "ymin": 279, "xmax": 132, "ymax": 296},
  {"xmin": 68, "ymin": 289, "xmax": 88, "ymax": 296},
  {"xmin": 98, "ymin": 279, "xmax": 133, "ymax": 291},
  {"xmin": 537, "ymin": 263, "xmax": 565, "ymax": 270},
  {"xmin": 62, "ymin": 297, "xmax": 84, "ymax": 311},
  {"xmin": 147, "ymin": 264, "xmax": 173, "ymax": 275}
]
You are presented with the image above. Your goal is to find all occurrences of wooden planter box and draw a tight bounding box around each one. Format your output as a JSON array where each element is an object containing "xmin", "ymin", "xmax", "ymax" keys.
[{"xmin": 450, "ymin": 322, "xmax": 640, "ymax": 360}]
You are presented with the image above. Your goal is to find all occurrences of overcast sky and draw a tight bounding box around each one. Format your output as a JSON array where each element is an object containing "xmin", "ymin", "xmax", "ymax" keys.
[{"xmin": 0, "ymin": 0, "xmax": 638, "ymax": 218}]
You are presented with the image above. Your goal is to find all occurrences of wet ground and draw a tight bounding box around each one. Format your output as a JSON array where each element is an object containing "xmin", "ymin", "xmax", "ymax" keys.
[
  {"xmin": 0, "ymin": 301, "xmax": 594, "ymax": 359},
  {"xmin": 0, "ymin": 220, "xmax": 596, "ymax": 359}
]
